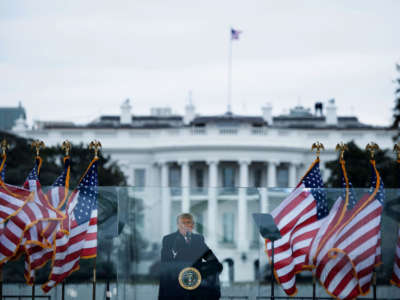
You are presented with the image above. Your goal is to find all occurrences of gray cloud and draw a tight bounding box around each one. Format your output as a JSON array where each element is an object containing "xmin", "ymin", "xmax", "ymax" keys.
[{"xmin": 0, "ymin": 0, "xmax": 399, "ymax": 126}]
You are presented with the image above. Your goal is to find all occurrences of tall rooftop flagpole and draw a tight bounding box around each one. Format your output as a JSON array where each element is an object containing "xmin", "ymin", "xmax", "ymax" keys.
[
  {"xmin": 227, "ymin": 28, "xmax": 233, "ymax": 114},
  {"xmin": 228, "ymin": 27, "xmax": 242, "ymax": 114}
]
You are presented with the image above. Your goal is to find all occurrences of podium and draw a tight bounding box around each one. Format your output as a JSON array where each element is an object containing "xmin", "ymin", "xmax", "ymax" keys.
[{"xmin": 253, "ymin": 213, "xmax": 281, "ymax": 300}]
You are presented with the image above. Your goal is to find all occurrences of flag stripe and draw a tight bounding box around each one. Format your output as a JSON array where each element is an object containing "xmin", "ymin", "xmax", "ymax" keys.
[
  {"xmin": 391, "ymin": 226, "xmax": 400, "ymax": 287},
  {"xmin": 265, "ymin": 158, "xmax": 327, "ymax": 296},
  {"xmin": 313, "ymin": 159, "xmax": 383, "ymax": 299},
  {"xmin": 42, "ymin": 158, "xmax": 98, "ymax": 293}
]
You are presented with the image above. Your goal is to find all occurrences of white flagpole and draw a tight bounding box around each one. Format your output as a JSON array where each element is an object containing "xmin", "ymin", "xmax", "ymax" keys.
[{"xmin": 227, "ymin": 29, "xmax": 233, "ymax": 113}]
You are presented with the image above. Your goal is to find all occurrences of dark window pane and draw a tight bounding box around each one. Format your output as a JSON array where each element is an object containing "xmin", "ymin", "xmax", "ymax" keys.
[
  {"xmin": 222, "ymin": 167, "xmax": 235, "ymax": 187},
  {"xmin": 195, "ymin": 168, "xmax": 204, "ymax": 188}
]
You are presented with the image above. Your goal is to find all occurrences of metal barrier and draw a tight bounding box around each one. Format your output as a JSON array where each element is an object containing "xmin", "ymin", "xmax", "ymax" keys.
[
  {"xmin": 256, "ymin": 298, "xmax": 400, "ymax": 300},
  {"xmin": 2, "ymin": 296, "xmax": 51, "ymax": 300},
  {"xmin": 256, "ymin": 298, "xmax": 332, "ymax": 300}
]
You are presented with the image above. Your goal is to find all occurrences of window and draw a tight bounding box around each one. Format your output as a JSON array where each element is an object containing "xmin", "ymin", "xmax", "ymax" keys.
[
  {"xmin": 169, "ymin": 167, "xmax": 181, "ymax": 196},
  {"xmin": 194, "ymin": 213, "xmax": 203, "ymax": 235},
  {"xmin": 195, "ymin": 168, "xmax": 204, "ymax": 188},
  {"xmin": 134, "ymin": 169, "xmax": 146, "ymax": 189},
  {"xmin": 222, "ymin": 212, "xmax": 234, "ymax": 243},
  {"xmin": 169, "ymin": 167, "xmax": 180, "ymax": 187},
  {"xmin": 254, "ymin": 168, "xmax": 262, "ymax": 187},
  {"xmin": 134, "ymin": 199, "xmax": 145, "ymax": 232},
  {"xmin": 222, "ymin": 167, "xmax": 235, "ymax": 187},
  {"xmin": 252, "ymin": 222, "xmax": 260, "ymax": 248},
  {"xmin": 277, "ymin": 165, "xmax": 289, "ymax": 187}
]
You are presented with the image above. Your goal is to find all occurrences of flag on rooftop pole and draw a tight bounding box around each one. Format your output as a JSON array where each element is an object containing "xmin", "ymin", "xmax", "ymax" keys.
[
  {"xmin": 227, "ymin": 27, "xmax": 242, "ymax": 114},
  {"xmin": 24, "ymin": 156, "xmax": 70, "ymax": 285},
  {"xmin": 313, "ymin": 156, "xmax": 384, "ymax": 299},
  {"xmin": 42, "ymin": 157, "xmax": 98, "ymax": 293},
  {"xmin": 265, "ymin": 156, "xmax": 329, "ymax": 296},
  {"xmin": 231, "ymin": 28, "xmax": 242, "ymax": 40}
]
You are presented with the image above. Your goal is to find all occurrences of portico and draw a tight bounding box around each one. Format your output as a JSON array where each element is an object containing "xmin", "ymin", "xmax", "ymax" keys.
[{"xmin": 156, "ymin": 157, "xmax": 305, "ymax": 250}]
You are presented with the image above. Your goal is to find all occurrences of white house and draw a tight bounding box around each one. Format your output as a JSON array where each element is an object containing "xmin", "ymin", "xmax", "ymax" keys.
[{"xmin": 12, "ymin": 98, "xmax": 395, "ymax": 281}]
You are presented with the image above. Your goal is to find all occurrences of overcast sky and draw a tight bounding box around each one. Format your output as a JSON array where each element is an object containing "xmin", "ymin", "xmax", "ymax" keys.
[{"xmin": 0, "ymin": 0, "xmax": 399, "ymax": 126}]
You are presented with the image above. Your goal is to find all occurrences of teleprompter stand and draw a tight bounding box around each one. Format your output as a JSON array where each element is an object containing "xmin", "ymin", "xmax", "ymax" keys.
[{"xmin": 252, "ymin": 213, "xmax": 281, "ymax": 300}]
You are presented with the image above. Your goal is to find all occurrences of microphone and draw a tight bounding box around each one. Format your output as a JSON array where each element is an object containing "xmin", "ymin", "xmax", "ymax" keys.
[{"xmin": 185, "ymin": 231, "xmax": 192, "ymax": 244}]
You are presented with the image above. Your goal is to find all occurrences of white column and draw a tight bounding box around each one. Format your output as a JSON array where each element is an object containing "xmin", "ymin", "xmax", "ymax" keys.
[
  {"xmin": 238, "ymin": 159, "xmax": 250, "ymax": 252},
  {"xmin": 207, "ymin": 160, "xmax": 218, "ymax": 248},
  {"xmin": 262, "ymin": 163, "xmax": 270, "ymax": 213},
  {"xmin": 179, "ymin": 160, "xmax": 190, "ymax": 213},
  {"xmin": 267, "ymin": 161, "xmax": 277, "ymax": 188},
  {"xmin": 160, "ymin": 161, "xmax": 171, "ymax": 236},
  {"xmin": 289, "ymin": 162, "xmax": 297, "ymax": 188},
  {"xmin": 259, "ymin": 187, "xmax": 268, "ymax": 213}
]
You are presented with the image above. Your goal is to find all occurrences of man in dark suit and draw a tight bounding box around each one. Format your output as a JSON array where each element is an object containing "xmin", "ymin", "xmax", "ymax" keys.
[{"xmin": 158, "ymin": 213, "xmax": 223, "ymax": 300}]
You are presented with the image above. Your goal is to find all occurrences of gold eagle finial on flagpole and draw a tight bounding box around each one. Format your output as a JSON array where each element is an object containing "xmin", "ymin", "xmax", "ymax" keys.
[
  {"xmin": 89, "ymin": 140, "xmax": 102, "ymax": 159},
  {"xmin": 31, "ymin": 140, "xmax": 45, "ymax": 157},
  {"xmin": 311, "ymin": 141, "xmax": 324, "ymax": 158},
  {"xmin": 335, "ymin": 142, "xmax": 348, "ymax": 161},
  {"xmin": 1, "ymin": 139, "xmax": 9, "ymax": 156},
  {"xmin": 61, "ymin": 140, "xmax": 72, "ymax": 156},
  {"xmin": 393, "ymin": 142, "xmax": 400, "ymax": 161},
  {"xmin": 366, "ymin": 142, "xmax": 379, "ymax": 160}
]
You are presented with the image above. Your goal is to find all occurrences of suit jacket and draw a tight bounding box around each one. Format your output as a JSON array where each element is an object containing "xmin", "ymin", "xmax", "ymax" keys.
[{"xmin": 158, "ymin": 231, "xmax": 223, "ymax": 300}]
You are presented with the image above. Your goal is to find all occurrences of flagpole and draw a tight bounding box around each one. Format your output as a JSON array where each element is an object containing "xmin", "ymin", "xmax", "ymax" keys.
[
  {"xmin": 312, "ymin": 275, "xmax": 316, "ymax": 300},
  {"xmin": 373, "ymin": 269, "xmax": 377, "ymax": 300},
  {"xmin": 62, "ymin": 281, "xmax": 65, "ymax": 300},
  {"xmin": 92, "ymin": 260, "xmax": 96, "ymax": 300},
  {"xmin": 106, "ymin": 279, "xmax": 111, "ymax": 300},
  {"xmin": 0, "ymin": 267, "xmax": 3, "ymax": 300},
  {"xmin": 271, "ymin": 240, "xmax": 275, "ymax": 300},
  {"xmin": 227, "ymin": 29, "xmax": 232, "ymax": 113},
  {"xmin": 31, "ymin": 282, "xmax": 35, "ymax": 300}
]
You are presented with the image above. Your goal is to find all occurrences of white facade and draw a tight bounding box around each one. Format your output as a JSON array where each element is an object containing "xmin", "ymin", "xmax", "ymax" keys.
[{"xmin": 13, "ymin": 102, "xmax": 395, "ymax": 282}]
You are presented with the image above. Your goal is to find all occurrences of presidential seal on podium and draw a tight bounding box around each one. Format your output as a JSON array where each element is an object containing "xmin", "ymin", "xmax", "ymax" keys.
[{"xmin": 178, "ymin": 267, "xmax": 202, "ymax": 290}]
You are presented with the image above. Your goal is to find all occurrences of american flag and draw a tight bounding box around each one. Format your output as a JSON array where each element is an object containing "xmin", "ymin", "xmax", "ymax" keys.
[
  {"xmin": 0, "ymin": 182, "xmax": 32, "ymax": 227},
  {"xmin": 0, "ymin": 154, "xmax": 6, "ymax": 182},
  {"xmin": 231, "ymin": 28, "xmax": 242, "ymax": 40},
  {"xmin": 42, "ymin": 158, "xmax": 98, "ymax": 293},
  {"xmin": 23, "ymin": 158, "xmax": 48, "ymax": 207},
  {"xmin": 0, "ymin": 182, "xmax": 32, "ymax": 265},
  {"xmin": 22, "ymin": 158, "xmax": 60, "ymax": 249},
  {"xmin": 313, "ymin": 160, "xmax": 384, "ymax": 299},
  {"xmin": 391, "ymin": 226, "xmax": 400, "ymax": 288},
  {"xmin": 0, "ymin": 159, "xmax": 63, "ymax": 266},
  {"xmin": 308, "ymin": 160, "xmax": 356, "ymax": 266},
  {"xmin": 265, "ymin": 158, "xmax": 328, "ymax": 296},
  {"xmin": 0, "ymin": 153, "xmax": 9, "ymax": 237},
  {"xmin": 24, "ymin": 157, "xmax": 70, "ymax": 285}
]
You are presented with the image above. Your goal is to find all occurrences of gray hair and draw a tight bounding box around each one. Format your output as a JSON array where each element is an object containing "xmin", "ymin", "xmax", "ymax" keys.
[{"xmin": 176, "ymin": 213, "xmax": 194, "ymax": 224}]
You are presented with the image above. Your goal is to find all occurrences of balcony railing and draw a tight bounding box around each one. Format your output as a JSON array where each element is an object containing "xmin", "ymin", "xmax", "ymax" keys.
[
  {"xmin": 191, "ymin": 127, "xmax": 206, "ymax": 135},
  {"xmin": 169, "ymin": 187, "xmax": 280, "ymax": 197},
  {"xmin": 218, "ymin": 187, "xmax": 239, "ymax": 195},
  {"xmin": 190, "ymin": 187, "xmax": 208, "ymax": 195},
  {"xmin": 219, "ymin": 128, "xmax": 238, "ymax": 135}
]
